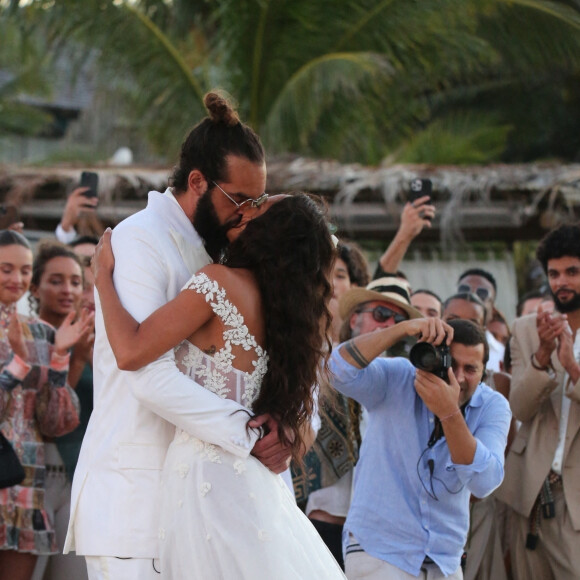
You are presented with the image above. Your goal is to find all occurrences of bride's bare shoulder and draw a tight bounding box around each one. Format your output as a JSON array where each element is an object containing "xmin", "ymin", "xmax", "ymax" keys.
[{"xmin": 197, "ymin": 263, "xmax": 255, "ymax": 289}]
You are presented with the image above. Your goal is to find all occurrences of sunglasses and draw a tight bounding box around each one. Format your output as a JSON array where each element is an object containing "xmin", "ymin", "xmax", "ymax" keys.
[
  {"xmin": 457, "ymin": 284, "xmax": 490, "ymax": 302},
  {"xmin": 212, "ymin": 181, "xmax": 269, "ymax": 210},
  {"xmin": 356, "ymin": 305, "xmax": 407, "ymax": 324}
]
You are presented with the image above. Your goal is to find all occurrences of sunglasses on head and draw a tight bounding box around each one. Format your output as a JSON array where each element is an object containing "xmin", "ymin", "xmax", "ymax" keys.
[
  {"xmin": 356, "ymin": 305, "xmax": 407, "ymax": 324},
  {"xmin": 457, "ymin": 284, "xmax": 490, "ymax": 302}
]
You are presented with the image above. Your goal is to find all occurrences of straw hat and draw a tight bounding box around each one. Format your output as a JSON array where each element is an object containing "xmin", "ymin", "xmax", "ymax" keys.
[{"xmin": 339, "ymin": 276, "xmax": 423, "ymax": 320}]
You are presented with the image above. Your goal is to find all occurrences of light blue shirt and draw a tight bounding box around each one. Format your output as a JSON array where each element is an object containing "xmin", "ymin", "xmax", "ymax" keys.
[{"xmin": 330, "ymin": 349, "xmax": 511, "ymax": 577}]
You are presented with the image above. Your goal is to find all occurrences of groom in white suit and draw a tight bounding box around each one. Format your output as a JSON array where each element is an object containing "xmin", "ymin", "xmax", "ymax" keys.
[{"xmin": 65, "ymin": 94, "xmax": 289, "ymax": 580}]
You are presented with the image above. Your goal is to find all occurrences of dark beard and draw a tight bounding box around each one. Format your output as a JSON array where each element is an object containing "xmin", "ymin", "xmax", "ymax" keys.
[
  {"xmin": 193, "ymin": 190, "xmax": 235, "ymax": 262},
  {"xmin": 553, "ymin": 289, "xmax": 580, "ymax": 313}
]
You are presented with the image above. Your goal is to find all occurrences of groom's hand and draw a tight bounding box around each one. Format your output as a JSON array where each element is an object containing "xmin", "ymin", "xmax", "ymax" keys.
[{"xmin": 249, "ymin": 413, "xmax": 293, "ymax": 474}]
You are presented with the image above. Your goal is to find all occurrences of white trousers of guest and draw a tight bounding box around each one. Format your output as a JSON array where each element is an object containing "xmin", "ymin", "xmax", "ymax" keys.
[
  {"xmin": 345, "ymin": 545, "xmax": 463, "ymax": 580},
  {"xmin": 85, "ymin": 556, "xmax": 161, "ymax": 580}
]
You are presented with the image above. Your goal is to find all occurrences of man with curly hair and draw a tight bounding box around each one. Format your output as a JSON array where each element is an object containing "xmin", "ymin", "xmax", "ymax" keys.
[{"xmin": 496, "ymin": 222, "xmax": 580, "ymax": 580}]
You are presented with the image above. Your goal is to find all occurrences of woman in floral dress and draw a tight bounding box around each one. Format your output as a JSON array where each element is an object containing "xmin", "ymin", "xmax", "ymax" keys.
[{"xmin": 0, "ymin": 230, "xmax": 93, "ymax": 580}]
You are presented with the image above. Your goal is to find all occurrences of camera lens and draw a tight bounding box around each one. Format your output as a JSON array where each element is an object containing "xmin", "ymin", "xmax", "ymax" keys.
[{"xmin": 409, "ymin": 343, "xmax": 440, "ymax": 372}]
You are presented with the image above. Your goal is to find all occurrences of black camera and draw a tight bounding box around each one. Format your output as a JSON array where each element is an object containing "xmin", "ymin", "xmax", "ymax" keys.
[{"xmin": 409, "ymin": 342, "xmax": 452, "ymax": 382}]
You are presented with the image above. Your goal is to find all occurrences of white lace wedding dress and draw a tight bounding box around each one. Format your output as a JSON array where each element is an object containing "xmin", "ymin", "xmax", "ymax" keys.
[{"xmin": 158, "ymin": 273, "xmax": 346, "ymax": 579}]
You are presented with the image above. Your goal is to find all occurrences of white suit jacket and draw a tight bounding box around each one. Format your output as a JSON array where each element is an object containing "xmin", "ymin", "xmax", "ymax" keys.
[{"xmin": 65, "ymin": 190, "xmax": 260, "ymax": 557}]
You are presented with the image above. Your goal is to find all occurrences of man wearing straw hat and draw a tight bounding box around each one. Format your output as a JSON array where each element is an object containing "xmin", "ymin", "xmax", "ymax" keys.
[{"xmin": 338, "ymin": 277, "xmax": 423, "ymax": 348}]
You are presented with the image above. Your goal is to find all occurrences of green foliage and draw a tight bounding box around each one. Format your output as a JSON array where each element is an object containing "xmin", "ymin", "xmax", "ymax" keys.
[
  {"xmin": 395, "ymin": 112, "xmax": 512, "ymax": 164},
  {"xmin": 3, "ymin": 0, "xmax": 580, "ymax": 163},
  {"xmin": 0, "ymin": 11, "xmax": 53, "ymax": 136}
]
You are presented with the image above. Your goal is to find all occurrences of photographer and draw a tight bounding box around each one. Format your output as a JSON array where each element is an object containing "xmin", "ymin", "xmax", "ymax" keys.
[{"xmin": 329, "ymin": 318, "xmax": 511, "ymax": 580}]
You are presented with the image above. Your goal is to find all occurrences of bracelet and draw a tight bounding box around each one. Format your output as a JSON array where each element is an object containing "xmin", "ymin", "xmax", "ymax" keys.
[
  {"xmin": 530, "ymin": 353, "xmax": 550, "ymax": 372},
  {"xmin": 439, "ymin": 408, "xmax": 461, "ymax": 422}
]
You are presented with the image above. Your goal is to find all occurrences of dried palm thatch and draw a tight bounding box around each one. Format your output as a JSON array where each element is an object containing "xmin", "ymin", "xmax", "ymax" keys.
[{"xmin": 1, "ymin": 159, "xmax": 579, "ymax": 246}]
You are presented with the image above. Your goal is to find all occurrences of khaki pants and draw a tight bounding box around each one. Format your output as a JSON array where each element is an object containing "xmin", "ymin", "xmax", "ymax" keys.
[
  {"xmin": 345, "ymin": 535, "xmax": 462, "ymax": 580},
  {"xmin": 509, "ymin": 485, "xmax": 580, "ymax": 580}
]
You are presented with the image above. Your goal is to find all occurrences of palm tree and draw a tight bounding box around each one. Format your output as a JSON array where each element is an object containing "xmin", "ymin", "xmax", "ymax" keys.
[
  {"xmin": 6, "ymin": 0, "xmax": 580, "ymax": 164},
  {"xmin": 0, "ymin": 7, "xmax": 53, "ymax": 137}
]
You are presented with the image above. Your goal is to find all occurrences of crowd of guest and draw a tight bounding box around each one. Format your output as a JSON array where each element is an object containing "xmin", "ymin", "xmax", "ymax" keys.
[
  {"xmin": 294, "ymin": 193, "xmax": 577, "ymax": 580},
  {"xmin": 0, "ymin": 175, "xmax": 578, "ymax": 580}
]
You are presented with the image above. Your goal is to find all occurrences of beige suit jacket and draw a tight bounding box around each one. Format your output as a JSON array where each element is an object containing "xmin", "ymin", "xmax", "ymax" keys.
[{"xmin": 495, "ymin": 314, "xmax": 580, "ymax": 530}]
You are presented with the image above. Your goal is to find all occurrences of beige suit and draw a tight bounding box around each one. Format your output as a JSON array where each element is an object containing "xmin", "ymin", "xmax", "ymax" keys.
[{"xmin": 495, "ymin": 313, "xmax": 580, "ymax": 580}]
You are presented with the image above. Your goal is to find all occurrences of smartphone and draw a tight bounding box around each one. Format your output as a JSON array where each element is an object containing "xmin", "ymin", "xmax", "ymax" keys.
[
  {"xmin": 409, "ymin": 178, "xmax": 432, "ymax": 203},
  {"xmin": 80, "ymin": 171, "xmax": 99, "ymax": 198},
  {"xmin": 0, "ymin": 204, "xmax": 20, "ymax": 230}
]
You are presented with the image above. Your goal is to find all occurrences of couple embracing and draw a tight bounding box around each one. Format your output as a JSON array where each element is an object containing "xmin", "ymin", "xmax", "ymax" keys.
[{"xmin": 64, "ymin": 93, "xmax": 346, "ymax": 579}]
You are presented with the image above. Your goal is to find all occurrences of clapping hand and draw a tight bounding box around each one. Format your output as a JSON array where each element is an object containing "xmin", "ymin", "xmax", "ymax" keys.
[
  {"xmin": 7, "ymin": 310, "xmax": 28, "ymax": 362},
  {"xmin": 556, "ymin": 322, "xmax": 580, "ymax": 383},
  {"xmin": 54, "ymin": 309, "xmax": 95, "ymax": 357},
  {"xmin": 535, "ymin": 303, "xmax": 567, "ymax": 368}
]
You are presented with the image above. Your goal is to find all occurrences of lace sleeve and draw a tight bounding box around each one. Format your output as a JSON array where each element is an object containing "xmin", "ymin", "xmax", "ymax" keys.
[{"xmin": 182, "ymin": 272, "xmax": 220, "ymax": 298}]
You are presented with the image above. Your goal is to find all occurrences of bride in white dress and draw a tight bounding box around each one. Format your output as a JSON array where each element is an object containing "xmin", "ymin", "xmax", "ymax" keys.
[{"xmin": 94, "ymin": 194, "xmax": 346, "ymax": 579}]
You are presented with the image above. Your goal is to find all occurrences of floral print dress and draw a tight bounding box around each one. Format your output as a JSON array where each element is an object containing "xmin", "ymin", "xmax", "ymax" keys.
[{"xmin": 0, "ymin": 312, "xmax": 79, "ymax": 555}]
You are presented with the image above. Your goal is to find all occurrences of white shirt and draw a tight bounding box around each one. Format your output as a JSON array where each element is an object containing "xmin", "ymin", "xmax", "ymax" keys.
[
  {"xmin": 486, "ymin": 329, "xmax": 505, "ymax": 373},
  {"xmin": 551, "ymin": 329, "xmax": 580, "ymax": 474}
]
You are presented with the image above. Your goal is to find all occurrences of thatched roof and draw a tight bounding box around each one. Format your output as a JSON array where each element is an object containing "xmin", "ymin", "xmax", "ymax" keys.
[{"xmin": 2, "ymin": 158, "xmax": 579, "ymax": 244}]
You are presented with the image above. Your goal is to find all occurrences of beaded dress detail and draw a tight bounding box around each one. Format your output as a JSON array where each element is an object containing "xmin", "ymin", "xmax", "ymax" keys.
[{"xmin": 158, "ymin": 273, "xmax": 345, "ymax": 579}]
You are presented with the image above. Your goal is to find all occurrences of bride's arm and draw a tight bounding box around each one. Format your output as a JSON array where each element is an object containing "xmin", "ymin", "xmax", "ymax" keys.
[{"xmin": 94, "ymin": 229, "xmax": 214, "ymax": 371}]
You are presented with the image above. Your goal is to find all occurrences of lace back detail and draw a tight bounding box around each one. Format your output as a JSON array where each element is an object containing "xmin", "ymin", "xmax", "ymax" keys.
[{"xmin": 174, "ymin": 272, "xmax": 268, "ymax": 407}]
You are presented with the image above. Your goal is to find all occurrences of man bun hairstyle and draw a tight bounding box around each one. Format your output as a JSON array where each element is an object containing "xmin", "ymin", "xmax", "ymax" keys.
[
  {"xmin": 170, "ymin": 91, "xmax": 264, "ymax": 193},
  {"xmin": 536, "ymin": 222, "xmax": 580, "ymax": 273},
  {"xmin": 204, "ymin": 92, "xmax": 240, "ymax": 127}
]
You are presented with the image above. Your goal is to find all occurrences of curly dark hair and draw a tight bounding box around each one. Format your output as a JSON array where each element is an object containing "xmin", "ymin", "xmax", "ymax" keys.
[
  {"xmin": 28, "ymin": 240, "xmax": 84, "ymax": 315},
  {"xmin": 170, "ymin": 92, "xmax": 264, "ymax": 192},
  {"xmin": 336, "ymin": 240, "xmax": 370, "ymax": 287},
  {"xmin": 536, "ymin": 222, "xmax": 580, "ymax": 273},
  {"xmin": 223, "ymin": 194, "xmax": 335, "ymax": 460}
]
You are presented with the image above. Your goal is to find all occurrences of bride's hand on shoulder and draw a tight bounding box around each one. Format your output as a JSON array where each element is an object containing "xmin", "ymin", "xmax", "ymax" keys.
[{"xmin": 93, "ymin": 228, "xmax": 115, "ymax": 290}]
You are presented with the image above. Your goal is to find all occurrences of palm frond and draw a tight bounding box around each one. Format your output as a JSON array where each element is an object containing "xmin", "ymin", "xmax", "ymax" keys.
[{"xmin": 394, "ymin": 112, "xmax": 512, "ymax": 164}]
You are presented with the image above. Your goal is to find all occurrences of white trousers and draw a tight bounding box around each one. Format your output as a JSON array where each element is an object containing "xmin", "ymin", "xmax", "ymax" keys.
[
  {"xmin": 85, "ymin": 556, "xmax": 161, "ymax": 580},
  {"xmin": 345, "ymin": 545, "xmax": 462, "ymax": 580}
]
